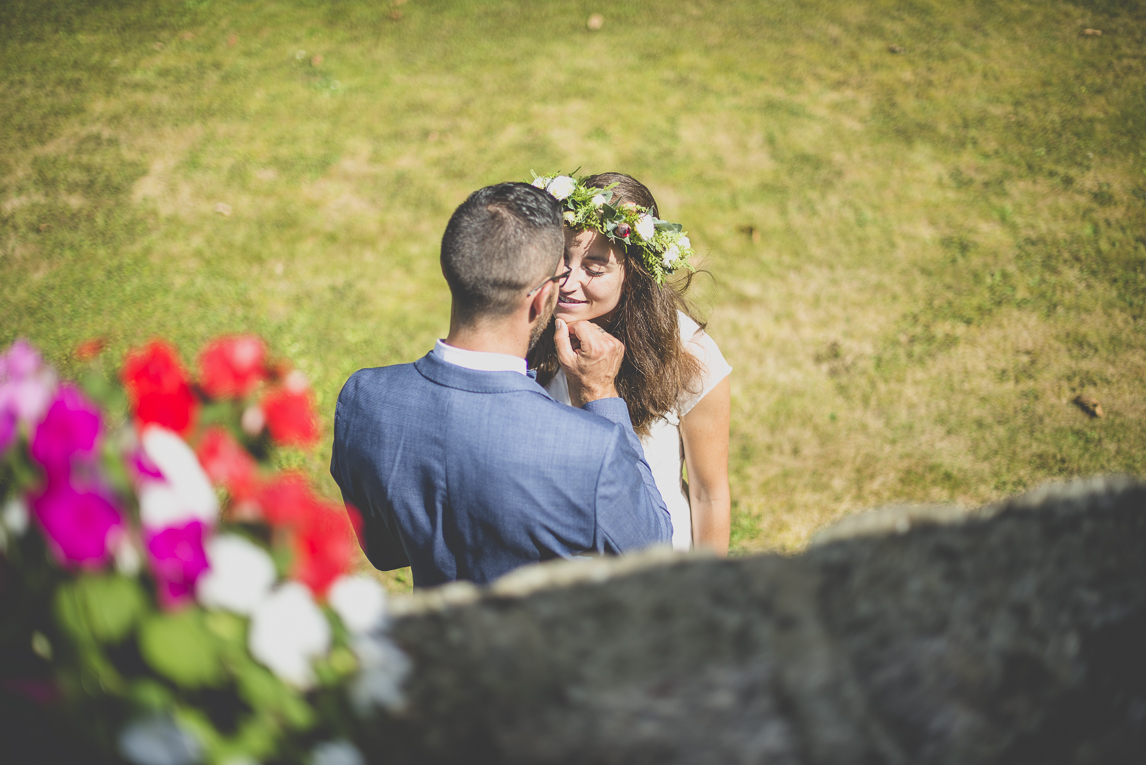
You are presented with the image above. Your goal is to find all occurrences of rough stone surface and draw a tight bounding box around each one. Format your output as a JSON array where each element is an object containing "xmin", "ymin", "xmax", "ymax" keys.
[{"xmin": 366, "ymin": 477, "xmax": 1146, "ymax": 764}]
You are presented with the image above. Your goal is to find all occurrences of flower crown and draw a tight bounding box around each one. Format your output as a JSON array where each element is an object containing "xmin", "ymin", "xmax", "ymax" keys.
[{"xmin": 530, "ymin": 173, "xmax": 695, "ymax": 285}]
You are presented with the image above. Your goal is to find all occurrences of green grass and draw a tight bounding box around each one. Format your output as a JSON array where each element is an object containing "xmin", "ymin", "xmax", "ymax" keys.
[{"xmin": 2, "ymin": 0, "xmax": 1144, "ymax": 584}]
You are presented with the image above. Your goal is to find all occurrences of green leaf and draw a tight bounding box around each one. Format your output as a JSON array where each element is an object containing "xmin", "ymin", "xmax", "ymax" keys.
[
  {"xmin": 236, "ymin": 662, "xmax": 314, "ymax": 730},
  {"xmin": 77, "ymin": 574, "xmax": 147, "ymax": 643},
  {"xmin": 138, "ymin": 609, "xmax": 224, "ymax": 688}
]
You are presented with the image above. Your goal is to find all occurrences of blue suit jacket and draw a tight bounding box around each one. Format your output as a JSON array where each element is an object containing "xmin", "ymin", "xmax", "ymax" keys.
[{"xmin": 330, "ymin": 352, "xmax": 671, "ymax": 587}]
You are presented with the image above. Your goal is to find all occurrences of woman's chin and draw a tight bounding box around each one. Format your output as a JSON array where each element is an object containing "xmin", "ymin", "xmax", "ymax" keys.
[{"xmin": 556, "ymin": 304, "xmax": 593, "ymax": 321}]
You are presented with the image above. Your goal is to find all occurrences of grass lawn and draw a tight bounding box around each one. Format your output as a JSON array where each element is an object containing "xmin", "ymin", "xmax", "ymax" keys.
[{"xmin": 2, "ymin": 0, "xmax": 1144, "ymax": 589}]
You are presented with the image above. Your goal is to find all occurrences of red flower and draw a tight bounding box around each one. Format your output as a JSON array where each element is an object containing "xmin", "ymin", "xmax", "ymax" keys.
[
  {"xmin": 198, "ymin": 335, "xmax": 267, "ymax": 399},
  {"xmin": 196, "ymin": 427, "xmax": 260, "ymax": 504},
  {"xmin": 261, "ymin": 388, "xmax": 320, "ymax": 447},
  {"xmin": 293, "ymin": 502, "xmax": 360, "ymax": 598},
  {"xmin": 256, "ymin": 471, "xmax": 318, "ymax": 527},
  {"xmin": 121, "ymin": 341, "xmax": 198, "ymax": 435}
]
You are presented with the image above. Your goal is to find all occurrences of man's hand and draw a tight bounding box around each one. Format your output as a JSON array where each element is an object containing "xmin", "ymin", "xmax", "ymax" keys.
[{"xmin": 554, "ymin": 318, "xmax": 625, "ymax": 407}]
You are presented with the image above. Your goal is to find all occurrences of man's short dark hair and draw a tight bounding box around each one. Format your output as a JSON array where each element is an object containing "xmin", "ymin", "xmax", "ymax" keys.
[{"xmin": 441, "ymin": 182, "xmax": 564, "ymax": 322}]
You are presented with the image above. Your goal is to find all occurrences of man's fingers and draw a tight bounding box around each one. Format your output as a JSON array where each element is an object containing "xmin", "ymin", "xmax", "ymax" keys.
[{"xmin": 553, "ymin": 318, "xmax": 577, "ymax": 367}]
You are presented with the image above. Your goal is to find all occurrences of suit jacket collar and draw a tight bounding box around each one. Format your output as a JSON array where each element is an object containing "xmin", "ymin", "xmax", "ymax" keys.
[{"xmin": 415, "ymin": 352, "xmax": 552, "ymax": 397}]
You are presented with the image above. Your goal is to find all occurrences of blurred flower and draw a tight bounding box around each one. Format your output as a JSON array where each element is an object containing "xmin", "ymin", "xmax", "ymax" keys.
[
  {"xmin": 677, "ymin": 235, "xmax": 691, "ymax": 251},
  {"xmin": 198, "ymin": 336, "xmax": 266, "ymax": 399},
  {"xmin": 146, "ymin": 520, "xmax": 210, "ymax": 608},
  {"xmin": 0, "ymin": 407, "xmax": 14, "ymax": 452},
  {"xmin": 635, "ymin": 214, "xmax": 656, "ymax": 241},
  {"xmin": 118, "ymin": 714, "xmax": 202, "ymax": 765},
  {"xmin": 546, "ymin": 175, "xmax": 576, "ymax": 200},
  {"xmin": 311, "ymin": 740, "xmax": 365, "ymax": 765},
  {"xmin": 196, "ymin": 534, "xmax": 276, "ymax": 615},
  {"xmin": 32, "ymin": 483, "xmax": 123, "ymax": 568},
  {"xmin": 261, "ymin": 387, "xmax": 319, "ymax": 447},
  {"xmin": 240, "ymin": 404, "xmax": 265, "ymax": 436},
  {"xmin": 249, "ymin": 581, "xmax": 331, "ymax": 687},
  {"xmin": 73, "ymin": 337, "xmax": 108, "ymax": 362},
  {"xmin": 3, "ymin": 496, "xmax": 29, "ymax": 536},
  {"xmin": 531, "ymin": 176, "xmax": 550, "ymax": 189},
  {"xmin": 348, "ymin": 634, "xmax": 411, "ymax": 715},
  {"xmin": 30, "ymin": 385, "xmax": 102, "ymax": 477},
  {"xmin": 196, "ymin": 427, "xmax": 260, "ymax": 505},
  {"xmin": 113, "ymin": 531, "xmax": 142, "ymax": 576},
  {"xmin": 662, "ymin": 244, "xmax": 680, "ymax": 269},
  {"xmin": 329, "ymin": 575, "xmax": 389, "ymax": 635},
  {"xmin": 293, "ymin": 504, "xmax": 361, "ymax": 598},
  {"xmin": 0, "ymin": 339, "xmax": 57, "ymax": 426},
  {"xmin": 256, "ymin": 471, "xmax": 316, "ymax": 527},
  {"xmin": 122, "ymin": 341, "xmax": 198, "ymax": 435},
  {"xmin": 139, "ymin": 426, "xmax": 218, "ymax": 528}
]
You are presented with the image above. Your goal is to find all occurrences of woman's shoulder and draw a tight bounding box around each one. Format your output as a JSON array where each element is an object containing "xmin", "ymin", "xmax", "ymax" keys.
[{"xmin": 676, "ymin": 309, "xmax": 702, "ymax": 344}]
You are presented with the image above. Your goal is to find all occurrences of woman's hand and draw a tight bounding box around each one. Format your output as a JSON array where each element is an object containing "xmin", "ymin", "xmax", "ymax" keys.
[
  {"xmin": 681, "ymin": 375, "xmax": 731, "ymax": 555},
  {"xmin": 554, "ymin": 318, "xmax": 624, "ymax": 407}
]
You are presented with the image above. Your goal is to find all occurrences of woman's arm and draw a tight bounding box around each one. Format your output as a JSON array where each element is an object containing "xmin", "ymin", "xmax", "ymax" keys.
[{"xmin": 680, "ymin": 375, "xmax": 731, "ymax": 555}]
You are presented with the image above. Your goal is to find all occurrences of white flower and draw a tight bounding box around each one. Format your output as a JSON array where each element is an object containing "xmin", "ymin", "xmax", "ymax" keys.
[
  {"xmin": 662, "ymin": 244, "xmax": 680, "ymax": 269},
  {"xmin": 311, "ymin": 740, "xmax": 365, "ymax": 765},
  {"xmin": 545, "ymin": 175, "xmax": 576, "ymax": 200},
  {"xmin": 531, "ymin": 176, "xmax": 550, "ymax": 189},
  {"xmin": 563, "ymin": 211, "xmax": 576, "ymax": 223},
  {"xmin": 349, "ymin": 634, "xmax": 412, "ymax": 715},
  {"xmin": 197, "ymin": 534, "xmax": 277, "ymax": 615},
  {"xmin": 3, "ymin": 496, "xmax": 28, "ymax": 536},
  {"xmin": 634, "ymin": 214, "xmax": 656, "ymax": 241},
  {"xmin": 139, "ymin": 426, "xmax": 218, "ymax": 528},
  {"xmin": 329, "ymin": 575, "xmax": 389, "ymax": 635},
  {"xmin": 677, "ymin": 235, "xmax": 691, "ymax": 251},
  {"xmin": 114, "ymin": 532, "xmax": 142, "ymax": 576},
  {"xmin": 591, "ymin": 193, "xmax": 607, "ymax": 208},
  {"xmin": 118, "ymin": 714, "xmax": 202, "ymax": 765},
  {"xmin": 249, "ymin": 581, "xmax": 331, "ymax": 687}
]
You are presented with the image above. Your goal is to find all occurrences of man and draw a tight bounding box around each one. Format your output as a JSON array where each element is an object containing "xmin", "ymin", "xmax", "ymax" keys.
[{"xmin": 331, "ymin": 182, "xmax": 671, "ymax": 587}]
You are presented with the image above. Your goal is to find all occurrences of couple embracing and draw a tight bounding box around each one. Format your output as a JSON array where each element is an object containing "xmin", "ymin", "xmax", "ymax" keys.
[{"xmin": 330, "ymin": 173, "xmax": 731, "ymax": 588}]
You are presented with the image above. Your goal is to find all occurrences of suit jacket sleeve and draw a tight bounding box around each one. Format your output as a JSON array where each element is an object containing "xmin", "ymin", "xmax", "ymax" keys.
[
  {"xmin": 331, "ymin": 386, "xmax": 411, "ymax": 571},
  {"xmin": 582, "ymin": 398, "xmax": 672, "ymax": 550}
]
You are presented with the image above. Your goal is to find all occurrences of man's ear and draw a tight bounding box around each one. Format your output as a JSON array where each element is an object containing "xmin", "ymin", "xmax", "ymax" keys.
[{"xmin": 527, "ymin": 281, "xmax": 554, "ymax": 322}]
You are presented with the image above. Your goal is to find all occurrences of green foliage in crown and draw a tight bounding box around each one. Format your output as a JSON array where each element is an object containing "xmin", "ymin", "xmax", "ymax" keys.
[{"xmin": 530, "ymin": 173, "xmax": 696, "ymax": 286}]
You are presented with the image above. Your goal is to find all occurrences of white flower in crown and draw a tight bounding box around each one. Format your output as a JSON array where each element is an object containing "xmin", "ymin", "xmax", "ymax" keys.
[
  {"xmin": 678, "ymin": 235, "xmax": 691, "ymax": 251},
  {"xmin": 662, "ymin": 244, "xmax": 680, "ymax": 269},
  {"xmin": 591, "ymin": 193, "xmax": 607, "ymax": 209},
  {"xmin": 563, "ymin": 211, "xmax": 576, "ymax": 223},
  {"xmin": 546, "ymin": 175, "xmax": 576, "ymax": 200},
  {"xmin": 634, "ymin": 214, "xmax": 656, "ymax": 241},
  {"xmin": 531, "ymin": 176, "xmax": 550, "ymax": 189}
]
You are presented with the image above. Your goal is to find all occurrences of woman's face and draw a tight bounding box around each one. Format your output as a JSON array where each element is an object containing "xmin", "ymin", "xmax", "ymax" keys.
[{"xmin": 557, "ymin": 228, "xmax": 625, "ymax": 327}]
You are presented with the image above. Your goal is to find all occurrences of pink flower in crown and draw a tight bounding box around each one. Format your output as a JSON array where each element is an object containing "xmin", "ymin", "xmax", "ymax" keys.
[
  {"xmin": 30, "ymin": 385, "xmax": 102, "ymax": 479},
  {"xmin": 31, "ymin": 482, "xmax": 123, "ymax": 568},
  {"xmin": 146, "ymin": 520, "xmax": 210, "ymax": 608}
]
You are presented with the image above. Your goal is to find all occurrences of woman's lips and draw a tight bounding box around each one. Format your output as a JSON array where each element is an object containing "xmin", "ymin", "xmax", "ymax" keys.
[{"xmin": 558, "ymin": 297, "xmax": 587, "ymax": 306}]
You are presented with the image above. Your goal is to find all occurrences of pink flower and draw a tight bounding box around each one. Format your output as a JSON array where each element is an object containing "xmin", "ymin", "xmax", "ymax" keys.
[
  {"xmin": 31, "ymin": 482, "xmax": 123, "ymax": 568},
  {"xmin": 146, "ymin": 520, "xmax": 210, "ymax": 609},
  {"xmin": 30, "ymin": 385, "xmax": 101, "ymax": 477},
  {"xmin": 0, "ymin": 339, "xmax": 57, "ymax": 438}
]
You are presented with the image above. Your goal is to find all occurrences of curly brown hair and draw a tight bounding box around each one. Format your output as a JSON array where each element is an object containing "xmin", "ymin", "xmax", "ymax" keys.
[{"xmin": 528, "ymin": 173, "xmax": 704, "ymax": 437}]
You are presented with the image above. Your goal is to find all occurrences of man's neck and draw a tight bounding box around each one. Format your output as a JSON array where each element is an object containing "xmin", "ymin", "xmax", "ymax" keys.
[{"xmin": 444, "ymin": 320, "xmax": 529, "ymax": 359}]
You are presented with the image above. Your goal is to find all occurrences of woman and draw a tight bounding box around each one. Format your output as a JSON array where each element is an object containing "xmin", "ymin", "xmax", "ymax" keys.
[{"xmin": 528, "ymin": 172, "xmax": 731, "ymax": 554}]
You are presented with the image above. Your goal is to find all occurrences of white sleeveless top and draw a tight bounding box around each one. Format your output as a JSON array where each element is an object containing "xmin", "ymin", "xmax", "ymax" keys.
[{"xmin": 544, "ymin": 311, "xmax": 731, "ymax": 550}]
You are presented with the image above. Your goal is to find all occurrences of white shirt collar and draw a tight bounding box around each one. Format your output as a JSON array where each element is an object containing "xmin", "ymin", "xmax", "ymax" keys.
[{"xmin": 432, "ymin": 340, "xmax": 528, "ymax": 376}]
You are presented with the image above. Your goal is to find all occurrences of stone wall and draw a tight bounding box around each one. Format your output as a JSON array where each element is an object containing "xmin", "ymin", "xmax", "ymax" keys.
[{"xmin": 365, "ymin": 476, "xmax": 1146, "ymax": 764}]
